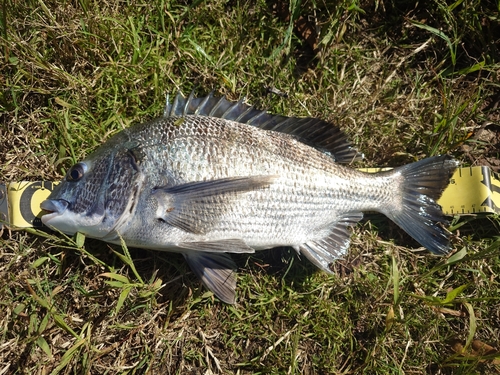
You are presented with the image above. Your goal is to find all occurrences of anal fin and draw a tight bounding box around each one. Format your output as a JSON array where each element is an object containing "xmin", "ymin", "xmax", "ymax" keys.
[
  {"xmin": 296, "ymin": 212, "xmax": 363, "ymax": 272},
  {"xmin": 183, "ymin": 252, "xmax": 238, "ymax": 304}
]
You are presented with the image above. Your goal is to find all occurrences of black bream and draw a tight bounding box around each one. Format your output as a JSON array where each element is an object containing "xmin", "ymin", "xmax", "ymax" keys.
[{"xmin": 41, "ymin": 92, "xmax": 458, "ymax": 303}]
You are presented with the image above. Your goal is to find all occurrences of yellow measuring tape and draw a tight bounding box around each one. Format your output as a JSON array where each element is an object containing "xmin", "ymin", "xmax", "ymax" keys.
[
  {"xmin": 0, "ymin": 181, "xmax": 59, "ymax": 228},
  {"xmin": 0, "ymin": 166, "xmax": 499, "ymax": 228},
  {"xmin": 439, "ymin": 166, "xmax": 499, "ymax": 214}
]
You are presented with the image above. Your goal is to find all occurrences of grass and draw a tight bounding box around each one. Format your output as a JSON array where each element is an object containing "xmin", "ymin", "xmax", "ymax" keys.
[{"xmin": 1, "ymin": 0, "xmax": 500, "ymax": 373}]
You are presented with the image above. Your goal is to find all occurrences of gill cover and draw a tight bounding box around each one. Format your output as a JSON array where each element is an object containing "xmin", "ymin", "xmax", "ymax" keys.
[{"xmin": 41, "ymin": 148, "xmax": 142, "ymax": 238}]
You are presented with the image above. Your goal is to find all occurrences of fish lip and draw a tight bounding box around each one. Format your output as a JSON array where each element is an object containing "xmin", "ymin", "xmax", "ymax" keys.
[{"xmin": 40, "ymin": 199, "xmax": 69, "ymax": 222}]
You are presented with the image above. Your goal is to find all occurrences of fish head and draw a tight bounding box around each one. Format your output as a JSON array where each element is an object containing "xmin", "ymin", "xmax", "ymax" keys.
[{"xmin": 41, "ymin": 144, "xmax": 143, "ymax": 238}]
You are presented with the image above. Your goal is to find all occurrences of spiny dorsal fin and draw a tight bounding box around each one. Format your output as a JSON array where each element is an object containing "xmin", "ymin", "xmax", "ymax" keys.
[{"xmin": 164, "ymin": 92, "xmax": 363, "ymax": 164}]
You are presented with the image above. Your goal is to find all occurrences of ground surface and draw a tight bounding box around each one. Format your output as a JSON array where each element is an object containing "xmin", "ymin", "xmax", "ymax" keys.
[{"xmin": 1, "ymin": 0, "xmax": 500, "ymax": 374}]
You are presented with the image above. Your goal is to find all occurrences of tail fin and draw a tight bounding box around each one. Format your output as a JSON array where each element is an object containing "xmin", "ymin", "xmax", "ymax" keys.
[{"xmin": 384, "ymin": 155, "xmax": 458, "ymax": 255}]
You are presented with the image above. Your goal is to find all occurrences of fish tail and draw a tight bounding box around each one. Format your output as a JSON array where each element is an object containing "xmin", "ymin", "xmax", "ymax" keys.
[{"xmin": 384, "ymin": 155, "xmax": 458, "ymax": 255}]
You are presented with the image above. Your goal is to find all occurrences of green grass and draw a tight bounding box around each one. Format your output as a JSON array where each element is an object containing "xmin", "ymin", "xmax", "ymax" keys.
[{"xmin": 1, "ymin": 0, "xmax": 500, "ymax": 373}]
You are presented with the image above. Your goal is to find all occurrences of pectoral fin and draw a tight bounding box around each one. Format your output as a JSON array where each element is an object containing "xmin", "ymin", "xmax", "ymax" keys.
[
  {"xmin": 183, "ymin": 252, "xmax": 238, "ymax": 304},
  {"xmin": 152, "ymin": 175, "xmax": 275, "ymax": 234}
]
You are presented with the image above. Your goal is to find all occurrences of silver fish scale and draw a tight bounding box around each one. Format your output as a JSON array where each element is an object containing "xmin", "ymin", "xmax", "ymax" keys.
[
  {"xmin": 131, "ymin": 115, "xmax": 353, "ymax": 180},
  {"xmin": 117, "ymin": 115, "xmax": 390, "ymax": 249}
]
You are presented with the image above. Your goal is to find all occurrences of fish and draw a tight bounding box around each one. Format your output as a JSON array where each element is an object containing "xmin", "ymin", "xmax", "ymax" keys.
[{"xmin": 40, "ymin": 92, "xmax": 458, "ymax": 304}]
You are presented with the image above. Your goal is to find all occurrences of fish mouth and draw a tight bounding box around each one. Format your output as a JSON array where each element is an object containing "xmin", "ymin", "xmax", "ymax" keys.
[{"xmin": 40, "ymin": 199, "xmax": 69, "ymax": 223}]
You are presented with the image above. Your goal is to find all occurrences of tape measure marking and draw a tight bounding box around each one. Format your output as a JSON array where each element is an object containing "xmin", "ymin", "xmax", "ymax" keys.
[
  {"xmin": 7, "ymin": 181, "xmax": 58, "ymax": 228},
  {"xmin": 440, "ymin": 166, "xmax": 499, "ymax": 214},
  {"xmin": 480, "ymin": 167, "xmax": 500, "ymax": 213}
]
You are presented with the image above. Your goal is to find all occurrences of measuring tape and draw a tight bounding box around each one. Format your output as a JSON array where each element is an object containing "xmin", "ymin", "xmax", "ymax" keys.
[
  {"xmin": 0, "ymin": 181, "xmax": 59, "ymax": 228},
  {"xmin": 439, "ymin": 166, "xmax": 499, "ymax": 214},
  {"xmin": 0, "ymin": 166, "xmax": 499, "ymax": 229}
]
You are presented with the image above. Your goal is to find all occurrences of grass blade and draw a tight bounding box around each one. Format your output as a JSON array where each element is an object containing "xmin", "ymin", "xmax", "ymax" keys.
[{"xmin": 410, "ymin": 20, "xmax": 456, "ymax": 65}]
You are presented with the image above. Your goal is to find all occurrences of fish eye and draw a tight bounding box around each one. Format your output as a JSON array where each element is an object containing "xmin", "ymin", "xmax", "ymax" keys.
[{"xmin": 67, "ymin": 163, "xmax": 86, "ymax": 181}]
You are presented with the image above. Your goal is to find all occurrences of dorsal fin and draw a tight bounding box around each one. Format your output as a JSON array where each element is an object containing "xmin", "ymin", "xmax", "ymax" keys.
[{"xmin": 164, "ymin": 92, "xmax": 363, "ymax": 163}]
